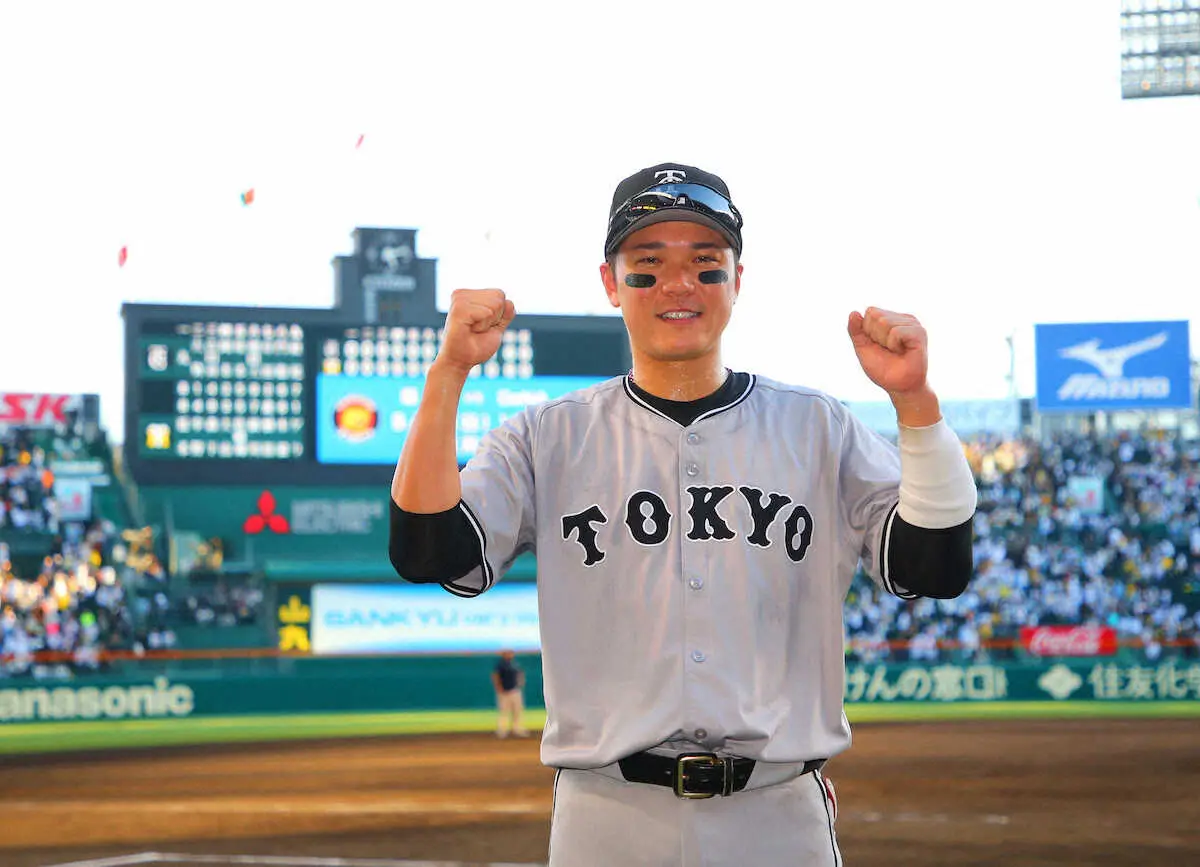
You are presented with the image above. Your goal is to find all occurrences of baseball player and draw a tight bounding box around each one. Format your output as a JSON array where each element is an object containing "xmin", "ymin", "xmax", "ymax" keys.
[
  {"xmin": 389, "ymin": 163, "xmax": 977, "ymax": 866},
  {"xmin": 492, "ymin": 648, "xmax": 528, "ymax": 738}
]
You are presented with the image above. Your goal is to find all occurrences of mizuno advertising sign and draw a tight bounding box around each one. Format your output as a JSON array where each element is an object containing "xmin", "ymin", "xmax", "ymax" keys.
[{"xmin": 1034, "ymin": 321, "xmax": 1192, "ymax": 412}]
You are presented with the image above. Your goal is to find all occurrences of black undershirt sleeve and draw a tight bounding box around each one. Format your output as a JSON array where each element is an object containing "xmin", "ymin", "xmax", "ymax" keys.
[
  {"xmin": 885, "ymin": 514, "xmax": 974, "ymax": 600},
  {"xmin": 388, "ymin": 498, "xmax": 484, "ymax": 584}
]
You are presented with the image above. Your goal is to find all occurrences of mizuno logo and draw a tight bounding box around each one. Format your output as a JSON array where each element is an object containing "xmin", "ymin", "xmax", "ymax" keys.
[
  {"xmin": 1056, "ymin": 375, "xmax": 1170, "ymax": 401},
  {"xmin": 1057, "ymin": 332, "xmax": 1168, "ymax": 378}
]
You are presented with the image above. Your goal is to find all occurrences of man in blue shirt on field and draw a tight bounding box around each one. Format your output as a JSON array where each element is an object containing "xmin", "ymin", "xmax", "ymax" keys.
[{"xmin": 492, "ymin": 649, "xmax": 527, "ymax": 738}]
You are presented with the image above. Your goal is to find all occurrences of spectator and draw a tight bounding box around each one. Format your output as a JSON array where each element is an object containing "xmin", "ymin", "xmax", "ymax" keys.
[{"xmin": 908, "ymin": 626, "xmax": 940, "ymax": 662}]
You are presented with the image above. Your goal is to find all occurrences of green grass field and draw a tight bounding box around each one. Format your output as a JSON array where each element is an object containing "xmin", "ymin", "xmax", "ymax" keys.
[{"xmin": 1, "ymin": 702, "xmax": 1197, "ymax": 756}]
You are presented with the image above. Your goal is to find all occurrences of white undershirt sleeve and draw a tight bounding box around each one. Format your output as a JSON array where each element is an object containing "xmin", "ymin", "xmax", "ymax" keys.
[{"xmin": 896, "ymin": 418, "xmax": 978, "ymax": 529}]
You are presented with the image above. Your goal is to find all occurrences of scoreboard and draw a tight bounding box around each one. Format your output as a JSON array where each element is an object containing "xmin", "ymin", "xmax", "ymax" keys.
[
  {"xmin": 123, "ymin": 308, "xmax": 630, "ymax": 486},
  {"xmin": 122, "ymin": 227, "xmax": 630, "ymax": 486}
]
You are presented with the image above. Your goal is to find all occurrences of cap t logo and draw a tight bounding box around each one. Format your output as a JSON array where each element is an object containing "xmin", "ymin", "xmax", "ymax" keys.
[{"xmin": 654, "ymin": 169, "xmax": 686, "ymax": 183}]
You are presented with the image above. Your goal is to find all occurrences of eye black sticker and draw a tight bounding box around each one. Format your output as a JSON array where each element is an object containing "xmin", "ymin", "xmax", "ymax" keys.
[
  {"xmin": 699, "ymin": 269, "xmax": 729, "ymax": 284},
  {"xmin": 625, "ymin": 274, "xmax": 656, "ymax": 288}
]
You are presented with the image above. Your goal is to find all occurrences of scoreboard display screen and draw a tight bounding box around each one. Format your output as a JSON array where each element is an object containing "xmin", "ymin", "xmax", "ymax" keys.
[
  {"xmin": 135, "ymin": 319, "xmax": 307, "ymax": 461},
  {"xmin": 314, "ymin": 324, "xmax": 625, "ymax": 464},
  {"xmin": 123, "ymin": 305, "xmax": 630, "ymax": 486}
]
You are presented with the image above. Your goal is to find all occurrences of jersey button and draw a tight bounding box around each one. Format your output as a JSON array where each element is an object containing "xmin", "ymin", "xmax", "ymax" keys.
[
  {"xmin": 688, "ymin": 576, "xmax": 704, "ymax": 590},
  {"xmin": 694, "ymin": 728, "xmax": 708, "ymax": 740},
  {"xmin": 691, "ymin": 650, "xmax": 706, "ymax": 663},
  {"xmin": 685, "ymin": 462, "xmax": 700, "ymax": 477},
  {"xmin": 686, "ymin": 432, "xmax": 701, "ymax": 445}
]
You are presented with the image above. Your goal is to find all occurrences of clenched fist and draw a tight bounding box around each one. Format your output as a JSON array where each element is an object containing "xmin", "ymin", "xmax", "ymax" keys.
[
  {"xmin": 847, "ymin": 307, "xmax": 929, "ymax": 397},
  {"xmin": 436, "ymin": 289, "xmax": 517, "ymax": 374}
]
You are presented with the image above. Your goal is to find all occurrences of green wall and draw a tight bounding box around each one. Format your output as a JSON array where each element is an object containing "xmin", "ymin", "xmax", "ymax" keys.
[
  {"xmin": 3, "ymin": 657, "xmax": 1198, "ymax": 725},
  {"xmin": 142, "ymin": 486, "xmax": 537, "ymax": 581},
  {"xmin": 141, "ymin": 485, "xmax": 390, "ymax": 562},
  {"xmin": 0, "ymin": 654, "xmax": 542, "ymax": 723}
]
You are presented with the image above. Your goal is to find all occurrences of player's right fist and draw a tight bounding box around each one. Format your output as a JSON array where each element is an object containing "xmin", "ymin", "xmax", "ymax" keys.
[{"xmin": 436, "ymin": 288, "xmax": 517, "ymax": 374}]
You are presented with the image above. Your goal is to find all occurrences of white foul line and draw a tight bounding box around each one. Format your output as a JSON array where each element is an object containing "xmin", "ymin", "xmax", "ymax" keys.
[
  {"xmin": 37, "ymin": 853, "xmax": 545, "ymax": 867},
  {"xmin": 848, "ymin": 811, "xmax": 1012, "ymax": 825},
  {"xmin": 155, "ymin": 855, "xmax": 544, "ymax": 867},
  {"xmin": 36, "ymin": 854, "xmax": 164, "ymax": 867},
  {"xmin": 11, "ymin": 800, "xmax": 547, "ymax": 817}
]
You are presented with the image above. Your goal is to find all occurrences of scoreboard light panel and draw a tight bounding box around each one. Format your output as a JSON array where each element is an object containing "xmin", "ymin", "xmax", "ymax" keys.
[
  {"xmin": 320, "ymin": 325, "xmax": 536, "ymax": 380},
  {"xmin": 1121, "ymin": 0, "xmax": 1200, "ymax": 98},
  {"xmin": 139, "ymin": 321, "xmax": 307, "ymax": 461}
]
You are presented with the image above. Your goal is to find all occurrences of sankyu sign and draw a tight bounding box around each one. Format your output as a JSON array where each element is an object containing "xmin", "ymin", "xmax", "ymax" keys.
[
  {"xmin": 311, "ymin": 583, "xmax": 541, "ymax": 654},
  {"xmin": 1035, "ymin": 320, "xmax": 1192, "ymax": 412},
  {"xmin": 243, "ymin": 490, "xmax": 385, "ymax": 536},
  {"xmin": 0, "ymin": 393, "xmax": 81, "ymax": 429}
]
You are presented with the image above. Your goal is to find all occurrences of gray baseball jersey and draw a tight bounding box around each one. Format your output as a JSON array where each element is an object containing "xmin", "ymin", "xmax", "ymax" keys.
[{"xmin": 450, "ymin": 373, "xmax": 907, "ymax": 769}]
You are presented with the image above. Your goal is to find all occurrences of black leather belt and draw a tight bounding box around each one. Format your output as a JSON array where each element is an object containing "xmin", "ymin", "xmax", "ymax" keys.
[{"xmin": 617, "ymin": 751, "xmax": 825, "ymax": 799}]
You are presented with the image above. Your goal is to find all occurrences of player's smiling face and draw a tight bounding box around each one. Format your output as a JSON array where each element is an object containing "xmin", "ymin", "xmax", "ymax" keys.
[{"xmin": 601, "ymin": 221, "xmax": 742, "ymax": 367}]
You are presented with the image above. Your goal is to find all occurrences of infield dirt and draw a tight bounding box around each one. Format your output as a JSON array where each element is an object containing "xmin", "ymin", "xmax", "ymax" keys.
[{"xmin": 0, "ymin": 717, "xmax": 1195, "ymax": 866}]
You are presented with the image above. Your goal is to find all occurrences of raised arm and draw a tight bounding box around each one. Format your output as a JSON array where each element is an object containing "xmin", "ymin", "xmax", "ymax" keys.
[
  {"xmin": 846, "ymin": 307, "xmax": 977, "ymax": 599},
  {"xmin": 391, "ymin": 288, "xmax": 516, "ymax": 512},
  {"xmin": 388, "ymin": 289, "xmax": 516, "ymax": 586}
]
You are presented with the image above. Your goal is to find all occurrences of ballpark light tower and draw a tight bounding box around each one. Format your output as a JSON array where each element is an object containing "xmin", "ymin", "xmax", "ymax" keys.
[{"xmin": 1121, "ymin": 0, "xmax": 1200, "ymax": 99}]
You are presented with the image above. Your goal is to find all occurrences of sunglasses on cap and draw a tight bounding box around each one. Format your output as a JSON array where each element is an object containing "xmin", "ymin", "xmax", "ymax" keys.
[{"xmin": 606, "ymin": 183, "xmax": 743, "ymax": 256}]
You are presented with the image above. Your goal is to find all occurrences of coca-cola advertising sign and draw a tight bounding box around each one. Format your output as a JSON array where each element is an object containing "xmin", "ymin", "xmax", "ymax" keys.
[{"xmin": 1021, "ymin": 626, "xmax": 1118, "ymax": 657}]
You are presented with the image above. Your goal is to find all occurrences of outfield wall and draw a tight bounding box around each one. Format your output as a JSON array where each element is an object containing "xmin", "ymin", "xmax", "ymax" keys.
[{"xmin": 3, "ymin": 657, "xmax": 1198, "ymax": 724}]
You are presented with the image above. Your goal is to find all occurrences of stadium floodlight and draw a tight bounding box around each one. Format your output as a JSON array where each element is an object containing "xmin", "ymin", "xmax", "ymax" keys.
[{"xmin": 1121, "ymin": 0, "xmax": 1200, "ymax": 98}]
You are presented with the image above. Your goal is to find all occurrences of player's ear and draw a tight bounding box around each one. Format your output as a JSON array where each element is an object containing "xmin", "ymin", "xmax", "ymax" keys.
[
  {"xmin": 600, "ymin": 261, "xmax": 621, "ymax": 309},
  {"xmin": 732, "ymin": 261, "xmax": 744, "ymax": 303}
]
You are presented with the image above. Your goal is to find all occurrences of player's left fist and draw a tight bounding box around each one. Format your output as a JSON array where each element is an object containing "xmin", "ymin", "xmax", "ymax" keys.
[{"xmin": 847, "ymin": 307, "xmax": 929, "ymax": 396}]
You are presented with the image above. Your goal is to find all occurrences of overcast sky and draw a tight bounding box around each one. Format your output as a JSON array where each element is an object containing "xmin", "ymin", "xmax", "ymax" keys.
[{"xmin": 2, "ymin": 0, "xmax": 1197, "ymax": 442}]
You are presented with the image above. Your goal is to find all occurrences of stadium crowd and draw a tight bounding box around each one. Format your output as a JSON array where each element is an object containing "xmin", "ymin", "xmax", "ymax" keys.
[
  {"xmin": 0, "ymin": 523, "xmax": 179, "ymax": 679},
  {"xmin": 0, "ymin": 418, "xmax": 178, "ymax": 679},
  {"xmin": 0, "ymin": 427, "xmax": 59, "ymax": 533},
  {"xmin": 183, "ymin": 580, "xmax": 265, "ymax": 628},
  {"xmin": 845, "ymin": 430, "xmax": 1200, "ymax": 663},
  {"xmin": 7, "ymin": 412, "xmax": 1200, "ymax": 674}
]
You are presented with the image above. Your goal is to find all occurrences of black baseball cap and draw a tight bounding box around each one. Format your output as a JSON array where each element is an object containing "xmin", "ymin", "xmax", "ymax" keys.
[{"xmin": 604, "ymin": 162, "xmax": 744, "ymax": 259}]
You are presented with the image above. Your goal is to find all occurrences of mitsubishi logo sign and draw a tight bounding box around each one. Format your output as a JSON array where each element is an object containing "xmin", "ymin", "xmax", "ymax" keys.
[
  {"xmin": 242, "ymin": 491, "xmax": 385, "ymax": 536},
  {"xmin": 243, "ymin": 491, "xmax": 291, "ymax": 535}
]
